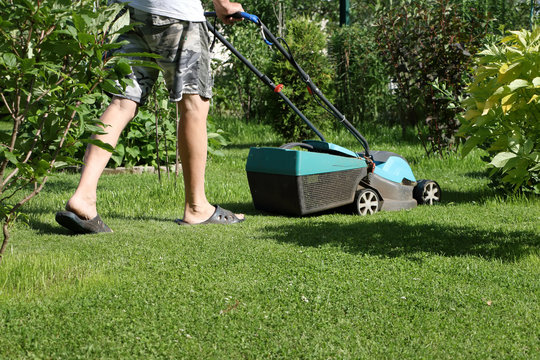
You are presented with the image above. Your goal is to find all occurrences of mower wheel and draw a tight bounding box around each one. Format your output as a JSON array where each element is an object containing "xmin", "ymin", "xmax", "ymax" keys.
[
  {"xmin": 413, "ymin": 180, "xmax": 441, "ymax": 205},
  {"xmin": 354, "ymin": 189, "xmax": 380, "ymax": 216}
]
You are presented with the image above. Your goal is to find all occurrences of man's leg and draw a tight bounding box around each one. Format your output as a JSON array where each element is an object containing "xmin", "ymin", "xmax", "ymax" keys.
[
  {"xmin": 178, "ymin": 94, "xmax": 243, "ymax": 224},
  {"xmin": 66, "ymin": 97, "xmax": 138, "ymax": 220}
]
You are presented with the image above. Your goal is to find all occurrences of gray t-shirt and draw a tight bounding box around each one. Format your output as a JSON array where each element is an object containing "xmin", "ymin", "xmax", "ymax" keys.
[{"xmin": 118, "ymin": 0, "xmax": 206, "ymax": 22}]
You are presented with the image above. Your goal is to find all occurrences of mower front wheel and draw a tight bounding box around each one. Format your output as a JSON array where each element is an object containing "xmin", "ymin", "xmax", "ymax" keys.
[
  {"xmin": 413, "ymin": 180, "xmax": 441, "ymax": 205},
  {"xmin": 354, "ymin": 189, "xmax": 380, "ymax": 216}
]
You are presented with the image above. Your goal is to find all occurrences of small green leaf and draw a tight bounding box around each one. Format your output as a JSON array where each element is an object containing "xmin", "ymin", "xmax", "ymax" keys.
[
  {"xmin": 523, "ymin": 139, "xmax": 533, "ymax": 155},
  {"xmin": 84, "ymin": 124, "xmax": 107, "ymax": 134},
  {"xmin": 78, "ymin": 33, "xmax": 95, "ymax": 45},
  {"xmin": 114, "ymin": 52, "xmax": 162, "ymax": 59},
  {"xmin": 82, "ymin": 139, "xmax": 115, "ymax": 153},
  {"xmin": 53, "ymin": 161, "xmax": 69, "ymax": 169},
  {"xmin": 115, "ymin": 143, "xmax": 125, "ymax": 156},
  {"xmin": 507, "ymin": 79, "xmax": 529, "ymax": 91},
  {"xmin": 108, "ymin": 5, "xmax": 131, "ymax": 35},
  {"xmin": 2, "ymin": 53, "xmax": 17, "ymax": 68},
  {"xmin": 461, "ymin": 136, "xmax": 483, "ymax": 157},
  {"xmin": 114, "ymin": 60, "xmax": 132, "ymax": 76},
  {"xmin": 125, "ymin": 146, "xmax": 140, "ymax": 159},
  {"xmin": 101, "ymin": 79, "xmax": 120, "ymax": 94},
  {"xmin": 489, "ymin": 152, "xmax": 517, "ymax": 168},
  {"xmin": 530, "ymin": 161, "xmax": 540, "ymax": 172},
  {"xmin": 2, "ymin": 149, "xmax": 18, "ymax": 164}
]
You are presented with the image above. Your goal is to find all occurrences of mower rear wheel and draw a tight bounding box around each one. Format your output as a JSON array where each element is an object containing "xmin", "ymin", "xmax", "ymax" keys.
[
  {"xmin": 413, "ymin": 180, "xmax": 441, "ymax": 205},
  {"xmin": 354, "ymin": 189, "xmax": 380, "ymax": 216}
]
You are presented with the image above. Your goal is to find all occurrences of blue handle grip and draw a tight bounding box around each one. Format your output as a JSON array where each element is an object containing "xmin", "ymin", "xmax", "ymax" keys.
[{"xmin": 238, "ymin": 12, "xmax": 260, "ymax": 24}]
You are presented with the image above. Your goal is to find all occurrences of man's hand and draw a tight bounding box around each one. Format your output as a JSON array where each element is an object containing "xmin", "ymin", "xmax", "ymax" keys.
[{"xmin": 212, "ymin": 0, "xmax": 244, "ymax": 25}]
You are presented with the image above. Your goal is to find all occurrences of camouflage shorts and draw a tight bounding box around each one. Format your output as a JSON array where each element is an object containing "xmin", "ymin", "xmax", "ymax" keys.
[{"xmin": 111, "ymin": 6, "xmax": 213, "ymax": 105}]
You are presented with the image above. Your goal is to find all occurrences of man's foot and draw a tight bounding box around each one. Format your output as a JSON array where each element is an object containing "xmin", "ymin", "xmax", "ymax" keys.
[
  {"xmin": 65, "ymin": 196, "xmax": 97, "ymax": 220},
  {"xmin": 56, "ymin": 211, "xmax": 112, "ymax": 234},
  {"xmin": 177, "ymin": 205, "xmax": 244, "ymax": 225},
  {"xmin": 57, "ymin": 195, "xmax": 111, "ymax": 233}
]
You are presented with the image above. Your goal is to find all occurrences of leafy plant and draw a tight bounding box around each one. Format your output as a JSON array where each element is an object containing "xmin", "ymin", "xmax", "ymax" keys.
[
  {"xmin": 375, "ymin": 0, "xmax": 489, "ymax": 156},
  {"xmin": 109, "ymin": 95, "xmax": 178, "ymax": 169},
  {"xmin": 329, "ymin": 24, "xmax": 395, "ymax": 126},
  {"xmin": 459, "ymin": 27, "xmax": 540, "ymax": 193},
  {"xmin": 459, "ymin": 0, "xmax": 539, "ymax": 31},
  {"xmin": 204, "ymin": 0, "xmax": 340, "ymax": 123},
  {"xmin": 209, "ymin": 22, "xmax": 273, "ymax": 122},
  {"xmin": 263, "ymin": 17, "xmax": 335, "ymax": 140},
  {"xmin": 0, "ymin": 0, "xmax": 133, "ymax": 263}
]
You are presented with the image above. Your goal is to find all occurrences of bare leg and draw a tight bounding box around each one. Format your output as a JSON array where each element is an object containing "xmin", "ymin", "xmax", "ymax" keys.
[
  {"xmin": 178, "ymin": 94, "xmax": 243, "ymax": 224},
  {"xmin": 66, "ymin": 97, "xmax": 138, "ymax": 219}
]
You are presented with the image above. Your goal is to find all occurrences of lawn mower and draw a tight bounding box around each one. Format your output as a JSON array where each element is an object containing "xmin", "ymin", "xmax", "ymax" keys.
[{"xmin": 206, "ymin": 12, "xmax": 441, "ymax": 216}]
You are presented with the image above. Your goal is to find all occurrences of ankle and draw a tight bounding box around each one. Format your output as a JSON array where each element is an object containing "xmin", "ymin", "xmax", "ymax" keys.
[
  {"xmin": 183, "ymin": 202, "xmax": 215, "ymax": 223},
  {"xmin": 66, "ymin": 195, "xmax": 98, "ymax": 220}
]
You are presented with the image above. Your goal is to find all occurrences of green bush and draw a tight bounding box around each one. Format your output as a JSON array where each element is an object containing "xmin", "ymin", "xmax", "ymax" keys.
[
  {"xmin": 206, "ymin": 0, "xmax": 338, "ymax": 123},
  {"xmin": 0, "ymin": 0, "xmax": 134, "ymax": 259},
  {"xmin": 460, "ymin": 0, "xmax": 539, "ymax": 31},
  {"xmin": 329, "ymin": 24, "xmax": 395, "ymax": 126},
  {"xmin": 375, "ymin": 0, "xmax": 488, "ymax": 155},
  {"xmin": 459, "ymin": 27, "xmax": 540, "ymax": 193},
  {"xmin": 263, "ymin": 17, "xmax": 335, "ymax": 140},
  {"xmin": 210, "ymin": 22, "xmax": 273, "ymax": 122},
  {"xmin": 109, "ymin": 91, "xmax": 177, "ymax": 169}
]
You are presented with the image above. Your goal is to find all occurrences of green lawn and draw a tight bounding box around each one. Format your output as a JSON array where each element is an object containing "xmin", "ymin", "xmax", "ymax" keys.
[{"xmin": 1, "ymin": 118, "xmax": 539, "ymax": 359}]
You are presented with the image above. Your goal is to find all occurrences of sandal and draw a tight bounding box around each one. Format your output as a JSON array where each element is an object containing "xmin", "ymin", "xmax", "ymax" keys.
[
  {"xmin": 175, "ymin": 205, "xmax": 244, "ymax": 226},
  {"xmin": 55, "ymin": 211, "xmax": 113, "ymax": 234}
]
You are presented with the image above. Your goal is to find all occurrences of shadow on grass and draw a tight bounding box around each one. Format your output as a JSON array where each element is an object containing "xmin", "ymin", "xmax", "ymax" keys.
[
  {"xmin": 23, "ymin": 199, "xmax": 539, "ymax": 262},
  {"xmin": 260, "ymin": 219, "xmax": 539, "ymax": 262},
  {"xmin": 29, "ymin": 219, "xmax": 75, "ymax": 236},
  {"xmin": 442, "ymin": 189, "xmax": 497, "ymax": 204},
  {"xmin": 465, "ymin": 170, "xmax": 491, "ymax": 179}
]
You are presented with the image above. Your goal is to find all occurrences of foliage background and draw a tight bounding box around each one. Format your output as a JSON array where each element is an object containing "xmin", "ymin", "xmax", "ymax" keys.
[{"xmin": 206, "ymin": 0, "xmax": 537, "ymax": 135}]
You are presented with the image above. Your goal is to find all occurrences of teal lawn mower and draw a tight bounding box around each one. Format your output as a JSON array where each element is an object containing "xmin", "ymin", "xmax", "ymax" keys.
[{"xmin": 206, "ymin": 12, "xmax": 441, "ymax": 216}]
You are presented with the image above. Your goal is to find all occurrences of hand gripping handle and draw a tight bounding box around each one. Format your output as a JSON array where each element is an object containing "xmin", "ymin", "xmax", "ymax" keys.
[
  {"xmin": 205, "ymin": 11, "xmax": 260, "ymax": 25},
  {"xmin": 233, "ymin": 12, "xmax": 260, "ymax": 24}
]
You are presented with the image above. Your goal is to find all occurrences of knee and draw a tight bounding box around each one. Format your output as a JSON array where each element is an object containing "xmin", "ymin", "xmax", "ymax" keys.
[
  {"xmin": 178, "ymin": 94, "xmax": 209, "ymax": 114},
  {"xmin": 110, "ymin": 96, "xmax": 139, "ymax": 118}
]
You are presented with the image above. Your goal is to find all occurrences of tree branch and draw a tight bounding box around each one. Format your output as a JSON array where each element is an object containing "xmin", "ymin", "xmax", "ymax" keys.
[
  {"xmin": 8, "ymin": 180, "xmax": 47, "ymax": 216},
  {"xmin": 22, "ymin": 112, "xmax": 49, "ymax": 164},
  {"xmin": 1, "ymin": 168, "xmax": 20, "ymax": 190}
]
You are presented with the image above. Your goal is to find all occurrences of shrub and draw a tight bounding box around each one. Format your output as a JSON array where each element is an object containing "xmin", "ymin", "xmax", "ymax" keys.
[
  {"xmin": 209, "ymin": 22, "xmax": 273, "ymax": 122},
  {"xmin": 109, "ymin": 90, "xmax": 177, "ymax": 169},
  {"xmin": 329, "ymin": 24, "xmax": 395, "ymax": 126},
  {"xmin": 375, "ymin": 0, "xmax": 488, "ymax": 155},
  {"xmin": 263, "ymin": 17, "xmax": 335, "ymax": 141},
  {"xmin": 459, "ymin": 27, "xmax": 540, "ymax": 193},
  {"xmin": 0, "ymin": 0, "xmax": 134, "ymax": 261}
]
